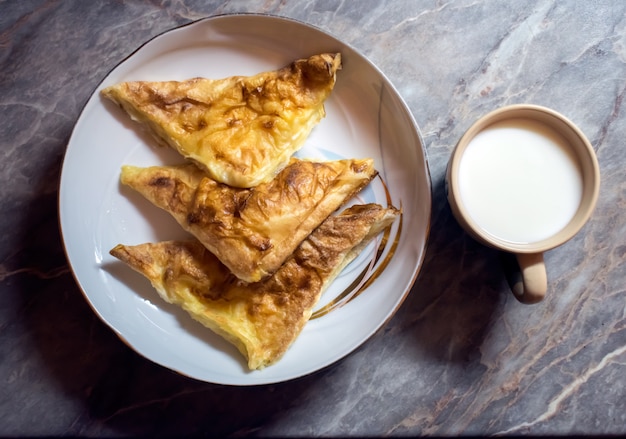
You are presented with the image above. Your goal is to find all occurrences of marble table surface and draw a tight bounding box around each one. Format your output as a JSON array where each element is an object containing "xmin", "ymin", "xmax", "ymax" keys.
[{"xmin": 2, "ymin": 0, "xmax": 625, "ymax": 436}]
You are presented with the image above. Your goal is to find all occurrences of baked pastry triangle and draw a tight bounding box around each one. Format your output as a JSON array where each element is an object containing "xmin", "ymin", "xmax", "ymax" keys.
[
  {"xmin": 101, "ymin": 53, "xmax": 342, "ymax": 188},
  {"xmin": 119, "ymin": 157, "xmax": 377, "ymax": 283},
  {"xmin": 110, "ymin": 203, "xmax": 399, "ymax": 370}
]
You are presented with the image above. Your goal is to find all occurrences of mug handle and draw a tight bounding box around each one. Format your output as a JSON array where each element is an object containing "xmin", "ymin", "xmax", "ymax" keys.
[{"xmin": 510, "ymin": 253, "xmax": 547, "ymax": 304}]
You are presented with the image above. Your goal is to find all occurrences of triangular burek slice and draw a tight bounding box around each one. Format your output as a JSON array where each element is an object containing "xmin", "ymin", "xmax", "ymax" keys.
[
  {"xmin": 110, "ymin": 204, "xmax": 400, "ymax": 370},
  {"xmin": 120, "ymin": 157, "xmax": 377, "ymax": 283},
  {"xmin": 101, "ymin": 53, "xmax": 342, "ymax": 188}
]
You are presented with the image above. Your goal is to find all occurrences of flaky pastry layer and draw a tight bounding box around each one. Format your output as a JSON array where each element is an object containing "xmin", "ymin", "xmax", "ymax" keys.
[
  {"xmin": 110, "ymin": 204, "xmax": 399, "ymax": 370},
  {"xmin": 101, "ymin": 53, "xmax": 342, "ymax": 188},
  {"xmin": 120, "ymin": 157, "xmax": 377, "ymax": 282}
]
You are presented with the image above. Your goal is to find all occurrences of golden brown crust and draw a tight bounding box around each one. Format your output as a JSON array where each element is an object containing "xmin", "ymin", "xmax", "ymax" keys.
[
  {"xmin": 119, "ymin": 157, "xmax": 378, "ymax": 282},
  {"xmin": 109, "ymin": 203, "xmax": 400, "ymax": 369},
  {"xmin": 101, "ymin": 53, "xmax": 342, "ymax": 188}
]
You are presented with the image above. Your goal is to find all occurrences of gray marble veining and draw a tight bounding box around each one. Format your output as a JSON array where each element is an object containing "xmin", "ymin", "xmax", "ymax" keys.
[{"xmin": 1, "ymin": 0, "xmax": 625, "ymax": 436}]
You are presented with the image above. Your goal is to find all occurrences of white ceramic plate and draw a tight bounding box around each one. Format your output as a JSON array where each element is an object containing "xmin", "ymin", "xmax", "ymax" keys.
[{"xmin": 59, "ymin": 14, "xmax": 431, "ymax": 385}]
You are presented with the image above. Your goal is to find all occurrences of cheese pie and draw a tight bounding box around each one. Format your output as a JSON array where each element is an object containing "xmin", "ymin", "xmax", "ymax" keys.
[
  {"xmin": 119, "ymin": 157, "xmax": 377, "ymax": 282},
  {"xmin": 110, "ymin": 203, "xmax": 399, "ymax": 370},
  {"xmin": 101, "ymin": 53, "xmax": 342, "ymax": 188}
]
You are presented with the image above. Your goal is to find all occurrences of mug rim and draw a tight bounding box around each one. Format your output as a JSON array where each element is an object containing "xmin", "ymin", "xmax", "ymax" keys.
[{"xmin": 446, "ymin": 104, "xmax": 600, "ymax": 253}]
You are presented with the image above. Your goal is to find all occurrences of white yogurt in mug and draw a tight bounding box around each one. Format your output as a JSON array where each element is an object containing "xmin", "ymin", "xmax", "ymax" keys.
[{"xmin": 458, "ymin": 118, "xmax": 583, "ymax": 244}]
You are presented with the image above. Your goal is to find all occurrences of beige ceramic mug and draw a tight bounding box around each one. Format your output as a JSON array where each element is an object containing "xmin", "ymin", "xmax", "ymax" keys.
[{"xmin": 446, "ymin": 104, "xmax": 600, "ymax": 304}]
